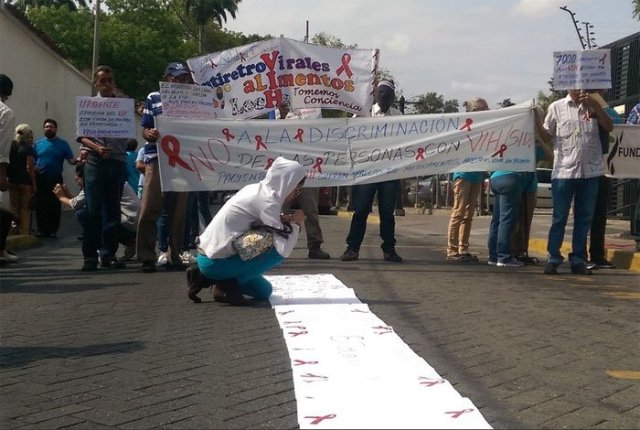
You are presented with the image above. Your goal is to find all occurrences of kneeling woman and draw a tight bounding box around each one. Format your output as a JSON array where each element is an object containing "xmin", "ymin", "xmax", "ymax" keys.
[{"xmin": 187, "ymin": 157, "xmax": 306, "ymax": 305}]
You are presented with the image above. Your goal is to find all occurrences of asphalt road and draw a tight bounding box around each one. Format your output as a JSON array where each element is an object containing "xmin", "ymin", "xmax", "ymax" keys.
[{"xmin": 1, "ymin": 211, "xmax": 638, "ymax": 429}]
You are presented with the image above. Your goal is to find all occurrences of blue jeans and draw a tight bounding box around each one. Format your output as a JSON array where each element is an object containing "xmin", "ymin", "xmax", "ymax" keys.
[
  {"xmin": 488, "ymin": 173, "xmax": 524, "ymax": 263},
  {"xmin": 547, "ymin": 177, "xmax": 599, "ymax": 266},
  {"xmin": 197, "ymin": 248, "xmax": 284, "ymax": 299},
  {"xmin": 82, "ymin": 156, "xmax": 126, "ymax": 263},
  {"xmin": 184, "ymin": 191, "xmax": 213, "ymax": 250},
  {"xmin": 346, "ymin": 180, "xmax": 400, "ymax": 252}
]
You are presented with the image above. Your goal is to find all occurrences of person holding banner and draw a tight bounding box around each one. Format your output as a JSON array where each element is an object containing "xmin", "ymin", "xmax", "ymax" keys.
[
  {"xmin": 136, "ymin": 62, "xmax": 192, "ymax": 273},
  {"xmin": 446, "ymin": 97, "xmax": 488, "ymax": 263},
  {"xmin": 340, "ymin": 80, "xmax": 403, "ymax": 263},
  {"xmin": 76, "ymin": 66, "xmax": 129, "ymax": 271},
  {"xmin": 187, "ymin": 157, "xmax": 306, "ymax": 305},
  {"xmin": 0, "ymin": 74, "xmax": 18, "ymax": 264},
  {"xmin": 535, "ymin": 89, "xmax": 613, "ymax": 275},
  {"xmin": 275, "ymin": 101, "xmax": 330, "ymax": 260}
]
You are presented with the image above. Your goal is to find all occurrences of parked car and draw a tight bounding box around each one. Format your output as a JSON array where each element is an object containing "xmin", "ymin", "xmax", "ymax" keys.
[{"xmin": 535, "ymin": 167, "xmax": 553, "ymax": 209}]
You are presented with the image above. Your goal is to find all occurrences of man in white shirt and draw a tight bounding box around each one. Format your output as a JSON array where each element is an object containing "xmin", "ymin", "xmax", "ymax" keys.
[{"xmin": 535, "ymin": 90, "xmax": 613, "ymax": 275}]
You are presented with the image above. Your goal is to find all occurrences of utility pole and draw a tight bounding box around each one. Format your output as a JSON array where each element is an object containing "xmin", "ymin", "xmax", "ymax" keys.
[
  {"xmin": 559, "ymin": 6, "xmax": 586, "ymax": 49},
  {"xmin": 91, "ymin": 0, "xmax": 101, "ymax": 95}
]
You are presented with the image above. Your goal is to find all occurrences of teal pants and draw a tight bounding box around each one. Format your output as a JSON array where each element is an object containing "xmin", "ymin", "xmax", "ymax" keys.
[{"xmin": 196, "ymin": 247, "xmax": 284, "ymax": 299}]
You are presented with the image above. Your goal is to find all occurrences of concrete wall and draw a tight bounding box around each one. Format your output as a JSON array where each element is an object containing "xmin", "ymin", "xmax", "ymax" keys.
[{"xmin": 0, "ymin": 5, "xmax": 143, "ymax": 192}]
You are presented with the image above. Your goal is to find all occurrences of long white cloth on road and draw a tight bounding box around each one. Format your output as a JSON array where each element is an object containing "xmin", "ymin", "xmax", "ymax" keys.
[{"xmin": 268, "ymin": 274, "xmax": 492, "ymax": 429}]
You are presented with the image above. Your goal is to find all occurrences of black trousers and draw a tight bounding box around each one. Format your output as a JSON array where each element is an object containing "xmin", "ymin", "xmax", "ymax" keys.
[
  {"xmin": 35, "ymin": 173, "xmax": 63, "ymax": 236},
  {"xmin": 0, "ymin": 209, "xmax": 13, "ymax": 251},
  {"xmin": 589, "ymin": 175, "xmax": 609, "ymax": 262}
]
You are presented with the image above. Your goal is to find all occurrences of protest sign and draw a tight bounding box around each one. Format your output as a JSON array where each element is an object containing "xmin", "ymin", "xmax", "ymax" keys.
[
  {"xmin": 607, "ymin": 125, "xmax": 640, "ymax": 178},
  {"xmin": 159, "ymin": 82, "xmax": 216, "ymax": 119},
  {"xmin": 76, "ymin": 96, "xmax": 135, "ymax": 138},
  {"xmin": 187, "ymin": 37, "xmax": 377, "ymax": 119},
  {"xmin": 155, "ymin": 101, "xmax": 536, "ymax": 192},
  {"xmin": 552, "ymin": 49, "xmax": 611, "ymax": 90}
]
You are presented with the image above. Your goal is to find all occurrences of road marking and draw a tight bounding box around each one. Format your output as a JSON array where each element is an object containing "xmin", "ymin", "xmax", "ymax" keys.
[
  {"xmin": 606, "ymin": 370, "xmax": 640, "ymax": 379},
  {"xmin": 602, "ymin": 292, "xmax": 640, "ymax": 300}
]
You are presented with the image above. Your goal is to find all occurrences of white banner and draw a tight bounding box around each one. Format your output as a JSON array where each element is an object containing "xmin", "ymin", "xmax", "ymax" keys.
[
  {"xmin": 607, "ymin": 125, "xmax": 640, "ymax": 178},
  {"xmin": 186, "ymin": 37, "xmax": 377, "ymax": 119},
  {"xmin": 156, "ymin": 102, "xmax": 536, "ymax": 192},
  {"xmin": 552, "ymin": 49, "xmax": 611, "ymax": 90}
]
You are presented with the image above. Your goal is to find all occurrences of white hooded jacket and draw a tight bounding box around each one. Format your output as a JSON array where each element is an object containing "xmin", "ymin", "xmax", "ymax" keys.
[{"xmin": 198, "ymin": 157, "xmax": 305, "ymax": 259}]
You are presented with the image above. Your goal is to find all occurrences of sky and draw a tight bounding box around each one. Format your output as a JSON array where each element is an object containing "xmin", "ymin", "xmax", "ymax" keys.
[{"xmin": 223, "ymin": 0, "xmax": 639, "ymax": 108}]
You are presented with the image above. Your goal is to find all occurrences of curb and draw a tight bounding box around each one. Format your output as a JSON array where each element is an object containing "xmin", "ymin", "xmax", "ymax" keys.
[{"xmin": 529, "ymin": 238, "xmax": 640, "ymax": 273}]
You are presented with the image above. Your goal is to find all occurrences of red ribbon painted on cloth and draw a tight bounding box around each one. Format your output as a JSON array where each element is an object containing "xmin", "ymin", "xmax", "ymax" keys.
[
  {"xmin": 336, "ymin": 53, "xmax": 353, "ymax": 78},
  {"xmin": 372, "ymin": 325, "xmax": 392, "ymax": 335},
  {"xmin": 255, "ymin": 135, "xmax": 268, "ymax": 151},
  {"xmin": 445, "ymin": 409, "xmax": 474, "ymax": 419},
  {"xmin": 312, "ymin": 158, "xmax": 323, "ymax": 173},
  {"xmin": 294, "ymin": 128, "xmax": 304, "ymax": 142},
  {"xmin": 289, "ymin": 331, "xmax": 308, "ymax": 337},
  {"xmin": 301, "ymin": 373, "xmax": 328, "ymax": 381},
  {"xmin": 491, "ymin": 144, "xmax": 508, "ymax": 158},
  {"xmin": 222, "ymin": 128, "xmax": 235, "ymax": 141},
  {"xmin": 293, "ymin": 359, "xmax": 318, "ymax": 366},
  {"xmin": 415, "ymin": 148, "xmax": 425, "ymax": 160},
  {"xmin": 160, "ymin": 135, "xmax": 193, "ymax": 171},
  {"xmin": 459, "ymin": 118, "xmax": 473, "ymax": 131},
  {"xmin": 278, "ymin": 310, "xmax": 295, "ymax": 315},
  {"xmin": 418, "ymin": 377, "xmax": 445, "ymax": 387},
  {"xmin": 304, "ymin": 414, "xmax": 337, "ymax": 425},
  {"xmin": 264, "ymin": 158, "xmax": 274, "ymax": 170}
]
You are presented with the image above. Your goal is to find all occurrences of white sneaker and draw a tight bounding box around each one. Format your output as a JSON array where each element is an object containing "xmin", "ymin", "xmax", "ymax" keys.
[
  {"xmin": 180, "ymin": 250, "xmax": 197, "ymax": 264},
  {"xmin": 497, "ymin": 258, "xmax": 525, "ymax": 267},
  {"xmin": 0, "ymin": 250, "xmax": 19, "ymax": 263},
  {"xmin": 156, "ymin": 252, "xmax": 168, "ymax": 267},
  {"xmin": 487, "ymin": 260, "xmax": 497, "ymax": 266}
]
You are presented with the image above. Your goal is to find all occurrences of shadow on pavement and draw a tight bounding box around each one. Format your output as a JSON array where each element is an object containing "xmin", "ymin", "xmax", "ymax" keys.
[{"xmin": 0, "ymin": 341, "xmax": 145, "ymax": 367}]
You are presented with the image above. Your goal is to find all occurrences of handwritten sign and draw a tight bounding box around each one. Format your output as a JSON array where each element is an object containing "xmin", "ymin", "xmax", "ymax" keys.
[
  {"xmin": 187, "ymin": 37, "xmax": 377, "ymax": 119},
  {"xmin": 76, "ymin": 97, "xmax": 135, "ymax": 138},
  {"xmin": 552, "ymin": 49, "xmax": 611, "ymax": 90},
  {"xmin": 155, "ymin": 101, "xmax": 536, "ymax": 192},
  {"xmin": 160, "ymin": 82, "xmax": 217, "ymax": 119}
]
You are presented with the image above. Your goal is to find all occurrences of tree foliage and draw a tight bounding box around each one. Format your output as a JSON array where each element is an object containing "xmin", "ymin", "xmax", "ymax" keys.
[
  {"xmin": 183, "ymin": 0, "xmax": 240, "ymax": 53},
  {"xmin": 634, "ymin": 0, "xmax": 639, "ymax": 20},
  {"xmin": 497, "ymin": 98, "xmax": 515, "ymax": 108},
  {"xmin": 411, "ymin": 92, "xmax": 459, "ymax": 114},
  {"xmin": 22, "ymin": 0, "xmax": 258, "ymax": 100}
]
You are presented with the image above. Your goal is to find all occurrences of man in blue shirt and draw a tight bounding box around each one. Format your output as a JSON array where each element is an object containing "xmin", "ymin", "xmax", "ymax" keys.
[{"xmin": 34, "ymin": 118, "xmax": 78, "ymax": 237}]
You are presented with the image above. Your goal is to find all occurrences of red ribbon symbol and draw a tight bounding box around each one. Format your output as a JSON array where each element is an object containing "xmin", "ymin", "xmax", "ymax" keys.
[
  {"xmin": 460, "ymin": 118, "xmax": 473, "ymax": 131},
  {"xmin": 294, "ymin": 128, "xmax": 304, "ymax": 142},
  {"xmin": 301, "ymin": 373, "xmax": 328, "ymax": 381},
  {"xmin": 351, "ymin": 309, "xmax": 369, "ymax": 313},
  {"xmin": 305, "ymin": 414, "xmax": 337, "ymax": 425},
  {"xmin": 491, "ymin": 144, "xmax": 508, "ymax": 158},
  {"xmin": 372, "ymin": 325, "xmax": 392, "ymax": 335},
  {"xmin": 419, "ymin": 377, "xmax": 445, "ymax": 387},
  {"xmin": 264, "ymin": 158, "xmax": 274, "ymax": 170},
  {"xmin": 312, "ymin": 158, "xmax": 324, "ymax": 173},
  {"xmin": 278, "ymin": 310, "xmax": 294, "ymax": 315},
  {"xmin": 294, "ymin": 359, "xmax": 318, "ymax": 366},
  {"xmin": 336, "ymin": 53, "xmax": 353, "ymax": 78},
  {"xmin": 255, "ymin": 135, "xmax": 268, "ymax": 151},
  {"xmin": 289, "ymin": 331, "xmax": 308, "ymax": 337},
  {"xmin": 222, "ymin": 128, "xmax": 235, "ymax": 141},
  {"xmin": 599, "ymin": 53, "xmax": 607, "ymax": 65},
  {"xmin": 415, "ymin": 148, "xmax": 425, "ymax": 160},
  {"xmin": 445, "ymin": 409, "xmax": 474, "ymax": 419},
  {"xmin": 160, "ymin": 135, "xmax": 193, "ymax": 171}
]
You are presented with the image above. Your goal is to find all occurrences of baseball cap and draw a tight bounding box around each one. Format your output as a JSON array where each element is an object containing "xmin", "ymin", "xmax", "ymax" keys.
[{"xmin": 164, "ymin": 62, "xmax": 190, "ymax": 77}]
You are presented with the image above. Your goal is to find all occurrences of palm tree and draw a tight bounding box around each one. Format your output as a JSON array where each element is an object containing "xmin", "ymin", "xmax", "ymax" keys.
[
  {"xmin": 184, "ymin": 0, "xmax": 240, "ymax": 54},
  {"xmin": 634, "ymin": 0, "xmax": 640, "ymax": 20}
]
